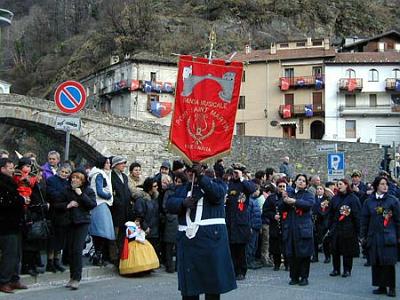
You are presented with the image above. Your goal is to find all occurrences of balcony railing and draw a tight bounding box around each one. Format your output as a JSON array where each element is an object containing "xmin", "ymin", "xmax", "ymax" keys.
[
  {"xmin": 385, "ymin": 78, "xmax": 400, "ymax": 91},
  {"xmin": 338, "ymin": 78, "xmax": 363, "ymax": 92},
  {"xmin": 99, "ymin": 79, "xmax": 175, "ymax": 96},
  {"xmin": 338, "ymin": 105, "xmax": 400, "ymax": 116},
  {"xmin": 279, "ymin": 75, "xmax": 325, "ymax": 91},
  {"xmin": 279, "ymin": 104, "xmax": 324, "ymax": 118}
]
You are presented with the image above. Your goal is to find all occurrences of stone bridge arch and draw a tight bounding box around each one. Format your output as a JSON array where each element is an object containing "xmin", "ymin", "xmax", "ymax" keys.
[{"xmin": 0, "ymin": 94, "xmax": 173, "ymax": 175}]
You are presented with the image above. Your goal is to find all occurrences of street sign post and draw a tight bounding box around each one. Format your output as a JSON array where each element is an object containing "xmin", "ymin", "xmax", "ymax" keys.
[
  {"xmin": 55, "ymin": 116, "xmax": 81, "ymax": 131},
  {"xmin": 54, "ymin": 81, "xmax": 86, "ymax": 160},
  {"xmin": 327, "ymin": 152, "xmax": 345, "ymax": 181}
]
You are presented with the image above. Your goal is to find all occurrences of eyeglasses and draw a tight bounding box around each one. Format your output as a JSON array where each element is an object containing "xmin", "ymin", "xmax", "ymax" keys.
[{"xmin": 278, "ymin": 185, "xmax": 286, "ymax": 188}]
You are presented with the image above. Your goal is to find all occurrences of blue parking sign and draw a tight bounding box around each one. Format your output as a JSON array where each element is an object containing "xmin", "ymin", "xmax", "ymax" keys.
[{"xmin": 327, "ymin": 153, "xmax": 345, "ymax": 180}]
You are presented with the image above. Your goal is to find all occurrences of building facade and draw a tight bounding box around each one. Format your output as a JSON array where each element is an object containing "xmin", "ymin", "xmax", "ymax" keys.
[
  {"xmin": 234, "ymin": 38, "xmax": 335, "ymax": 139},
  {"xmin": 80, "ymin": 55, "xmax": 177, "ymax": 126},
  {"xmin": 0, "ymin": 80, "xmax": 11, "ymax": 94},
  {"xmin": 324, "ymin": 31, "xmax": 400, "ymax": 145}
]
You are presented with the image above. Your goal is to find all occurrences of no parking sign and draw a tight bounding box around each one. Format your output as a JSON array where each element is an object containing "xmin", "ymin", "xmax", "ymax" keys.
[{"xmin": 54, "ymin": 81, "xmax": 86, "ymax": 114}]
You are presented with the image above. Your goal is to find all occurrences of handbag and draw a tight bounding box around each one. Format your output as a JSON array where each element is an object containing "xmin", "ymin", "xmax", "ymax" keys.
[
  {"xmin": 26, "ymin": 219, "xmax": 50, "ymax": 240},
  {"xmin": 25, "ymin": 183, "xmax": 51, "ymax": 241}
]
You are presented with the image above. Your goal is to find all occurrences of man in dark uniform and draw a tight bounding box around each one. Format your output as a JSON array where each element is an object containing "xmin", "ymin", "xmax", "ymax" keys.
[
  {"xmin": 226, "ymin": 163, "xmax": 256, "ymax": 280},
  {"xmin": 166, "ymin": 164, "xmax": 236, "ymax": 300},
  {"xmin": 0, "ymin": 158, "xmax": 28, "ymax": 293}
]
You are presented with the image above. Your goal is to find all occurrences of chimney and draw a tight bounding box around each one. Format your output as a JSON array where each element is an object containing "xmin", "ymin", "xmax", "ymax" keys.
[
  {"xmin": 324, "ymin": 38, "xmax": 330, "ymax": 50},
  {"xmin": 306, "ymin": 37, "xmax": 312, "ymax": 47},
  {"xmin": 270, "ymin": 42, "xmax": 276, "ymax": 55},
  {"xmin": 245, "ymin": 45, "xmax": 251, "ymax": 54}
]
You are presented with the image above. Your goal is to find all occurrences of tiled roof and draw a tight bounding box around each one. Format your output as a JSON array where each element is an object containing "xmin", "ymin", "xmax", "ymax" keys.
[
  {"xmin": 230, "ymin": 48, "xmax": 336, "ymax": 63},
  {"xmin": 327, "ymin": 52, "xmax": 400, "ymax": 64}
]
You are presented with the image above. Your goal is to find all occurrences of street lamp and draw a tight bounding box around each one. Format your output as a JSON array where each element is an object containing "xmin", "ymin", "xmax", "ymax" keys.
[{"xmin": 0, "ymin": 9, "xmax": 13, "ymax": 64}]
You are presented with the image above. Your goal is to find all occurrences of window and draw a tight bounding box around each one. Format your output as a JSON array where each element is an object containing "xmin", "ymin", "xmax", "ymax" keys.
[
  {"xmin": 313, "ymin": 67, "xmax": 322, "ymax": 77},
  {"xmin": 312, "ymin": 40, "xmax": 323, "ymax": 46},
  {"xmin": 313, "ymin": 92, "xmax": 322, "ymax": 110},
  {"xmin": 280, "ymin": 43, "xmax": 289, "ymax": 48},
  {"xmin": 238, "ymin": 96, "xmax": 245, "ymax": 109},
  {"xmin": 393, "ymin": 68, "xmax": 400, "ymax": 79},
  {"xmin": 121, "ymin": 72, "xmax": 125, "ymax": 81},
  {"xmin": 378, "ymin": 42, "xmax": 385, "ymax": 52},
  {"xmin": 299, "ymin": 119, "xmax": 304, "ymax": 134},
  {"xmin": 242, "ymin": 70, "xmax": 245, "ymax": 82},
  {"xmin": 236, "ymin": 123, "xmax": 245, "ymax": 136},
  {"xmin": 296, "ymin": 42, "xmax": 306, "ymax": 47},
  {"xmin": 395, "ymin": 44, "xmax": 400, "ymax": 51},
  {"xmin": 284, "ymin": 68, "xmax": 294, "ymax": 78},
  {"xmin": 284, "ymin": 94, "xmax": 294, "ymax": 105},
  {"xmin": 369, "ymin": 94, "xmax": 377, "ymax": 107},
  {"xmin": 369, "ymin": 69, "xmax": 379, "ymax": 82},
  {"xmin": 345, "ymin": 120, "xmax": 356, "ymax": 138},
  {"xmin": 345, "ymin": 68, "xmax": 356, "ymax": 78},
  {"xmin": 147, "ymin": 94, "xmax": 160, "ymax": 111},
  {"xmin": 345, "ymin": 94, "xmax": 356, "ymax": 107},
  {"xmin": 150, "ymin": 72, "xmax": 157, "ymax": 81}
]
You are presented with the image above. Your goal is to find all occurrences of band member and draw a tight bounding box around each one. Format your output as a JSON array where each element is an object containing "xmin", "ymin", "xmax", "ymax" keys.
[
  {"xmin": 279, "ymin": 174, "xmax": 314, "ymax": 286},
  {"xmin": 328, "ymin": 179, "xmax": 361, "ymax": 278},
  {"xmin": 311, "ymin": 185, "xmax": 331, "ymax": 263},
  {"xmin": 262, "ymin": 179, "xmax": 288, "ymax": 270},
  {"xmin": 361, "ymin": 176, "xmax": 399, "ymax": 297},
  {"xmin": 166, "ymin": 164, "xmax": 236, "ymax": 300}
]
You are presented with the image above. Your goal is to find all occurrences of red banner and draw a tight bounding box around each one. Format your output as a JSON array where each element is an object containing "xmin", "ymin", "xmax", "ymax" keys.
[
  {"xmin": 280, "ymin": 78, "xmax": 290, "ymax": 91},
  {"xmin": 169, "ymin": 56, "xmax": 243, "ymax": 163},
  {"xmin": 348, "ymin": 78, "xmax": 357, "ymax": 92},
  {"xmin": 282, "ymin": 104, "xmax": 292, "ymax": 119}
]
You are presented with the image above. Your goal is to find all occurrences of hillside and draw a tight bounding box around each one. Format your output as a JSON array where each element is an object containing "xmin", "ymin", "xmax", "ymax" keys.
[{"xmin": 0, "ymin": 0, "xmax": 399, "ymax": 97}]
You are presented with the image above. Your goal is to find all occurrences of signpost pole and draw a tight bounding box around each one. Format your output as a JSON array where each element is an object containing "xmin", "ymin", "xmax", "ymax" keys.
[{"xmin": 64, "ymin": 129, "xmax": 70, "ymax": 161}]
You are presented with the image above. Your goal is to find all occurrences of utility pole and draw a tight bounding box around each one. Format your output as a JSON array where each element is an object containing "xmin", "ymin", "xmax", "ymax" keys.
[{"xmin": 208, "ymin": 27, "xmax": 216, "ymax": 60}]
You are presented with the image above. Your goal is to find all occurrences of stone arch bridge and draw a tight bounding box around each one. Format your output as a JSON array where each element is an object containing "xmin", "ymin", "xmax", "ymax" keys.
[{"xmin": 0, "ymin": 94, "xmax": 173, "ymax": 175}]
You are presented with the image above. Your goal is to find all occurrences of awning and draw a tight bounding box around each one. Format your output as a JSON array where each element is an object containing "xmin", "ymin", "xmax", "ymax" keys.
[{"xmin": 280, "ymin": 121, "xmax": 297, "ymax": 127}]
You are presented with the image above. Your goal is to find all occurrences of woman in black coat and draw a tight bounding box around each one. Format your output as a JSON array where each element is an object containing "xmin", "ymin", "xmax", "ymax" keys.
[
  {"xmin": 361, "ymin": 176, "xmax": 400, "ymax": 297},
  {"xmin": 279, "ymin": 174, "xmax": 314, "ymax": 286},
  {"xmin": 328, "ymin": 178, "xmax": 361, "ymax": 278},
  {"xmin": 58, "ymin": 169, "xmax": 96, "ymax": 290},
  {"xmin": 133, "ymin": 177, "xmax": 160, "ymax": 257}
]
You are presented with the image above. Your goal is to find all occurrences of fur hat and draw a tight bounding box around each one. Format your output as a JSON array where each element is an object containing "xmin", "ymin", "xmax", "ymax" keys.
[{"xmin": 111, "ymin": 156, "xmax": 127, "ymax": 168}]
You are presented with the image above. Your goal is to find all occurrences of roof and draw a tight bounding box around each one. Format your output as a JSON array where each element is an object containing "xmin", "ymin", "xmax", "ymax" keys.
[
  {"xmin": 231, "ymin": 48, "xmax": 336, "ymax": 63},
  {"xmin": 326, "ymin": 52, "xmax": 400, "ymax": 64},
  {"xmin": 342, "ymin": 30, "xmax": 400, "ymax": 50},
  {"xmin": 0, "ymin": 79, "xmax": 11, "ymax": 86}
]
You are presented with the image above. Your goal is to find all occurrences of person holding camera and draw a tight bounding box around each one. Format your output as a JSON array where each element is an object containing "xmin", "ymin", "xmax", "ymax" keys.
[{"xmin": 166, "ymin": 163, "xmax": 236, "ymax": 300}]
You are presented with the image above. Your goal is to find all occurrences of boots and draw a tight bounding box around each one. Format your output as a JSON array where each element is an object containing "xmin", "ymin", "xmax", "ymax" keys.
[
  {"xmin": 46, "ymin": 260, "xmax": 57, "ymax": 273},
  {"xmin": 54, "ymin": 258, "xmax": 66, "ymax": 272},
  {"xmin": 92, "ymin": 251, "xmax": 105, "ymax": 266}
]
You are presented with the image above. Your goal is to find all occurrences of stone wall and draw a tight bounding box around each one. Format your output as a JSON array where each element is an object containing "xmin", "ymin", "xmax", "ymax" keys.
[{"xmin": 225, "ymin": 136, "xmax": 383, "ymax": 182}]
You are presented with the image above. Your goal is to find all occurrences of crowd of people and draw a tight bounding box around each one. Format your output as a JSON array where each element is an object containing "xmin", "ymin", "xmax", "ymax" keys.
[{"xmin": 0, "ymin": 149, "xmax": 399, "ymax": 299}]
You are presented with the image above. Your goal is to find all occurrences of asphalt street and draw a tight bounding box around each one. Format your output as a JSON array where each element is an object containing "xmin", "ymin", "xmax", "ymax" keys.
[{"xmin": 2, "ymin": 258, "xmax": 399, "ymax": 300}]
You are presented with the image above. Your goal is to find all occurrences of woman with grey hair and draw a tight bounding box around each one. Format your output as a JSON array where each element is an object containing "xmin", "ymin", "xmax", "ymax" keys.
[{"xmin": 46, "ymin": 163, "xmax": 72, "ymax": 272}]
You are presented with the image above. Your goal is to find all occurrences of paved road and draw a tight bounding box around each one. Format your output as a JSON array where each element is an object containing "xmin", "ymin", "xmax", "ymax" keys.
[{"xmin": 2, "ymin": 258, "xmax": 399, "ymax": 300}]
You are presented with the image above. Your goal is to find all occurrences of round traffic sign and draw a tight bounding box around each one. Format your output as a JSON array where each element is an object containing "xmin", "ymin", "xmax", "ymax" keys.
[{"xmin": 54, "ymin": 81, "xmax": 87, "ymax": 114}]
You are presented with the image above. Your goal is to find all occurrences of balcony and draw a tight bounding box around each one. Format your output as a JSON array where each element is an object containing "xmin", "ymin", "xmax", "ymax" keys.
[
  {"xmin": 279, "ymin": 75, "xmax": 324, "ymax": 91},
  {"xmin": 385, "ymin": 78, "xmax": 400, "ymax": 91},
  {"xmin": 338, "ymin": 105, "xmax": 400, "ymax": 116},
  {"xmin": 279, "ymin": 104, "xmax": 324, "ymax": 119},
  {"xmin": 338, "ymin": 78, "xmax": 363, "ymax": 92},
  {"xmin": 99, "ymin": 80, "xmax": 175, "ymax": 96}
]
